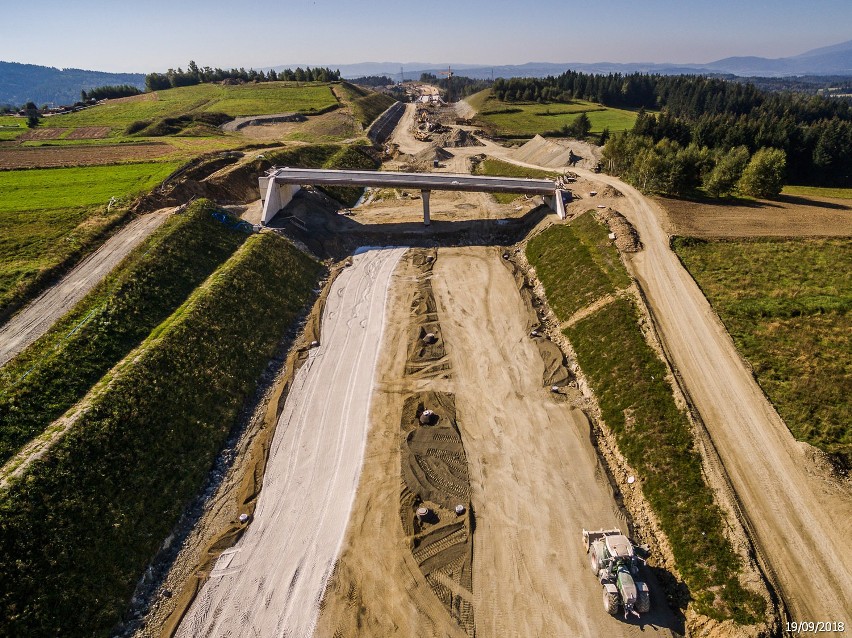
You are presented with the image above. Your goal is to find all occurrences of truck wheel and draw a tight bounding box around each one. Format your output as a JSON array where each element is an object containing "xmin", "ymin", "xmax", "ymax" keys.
[
  {"xmin": 636, "ymin": 587, "xmax": 650, "ymax": 613},
  {"xmin": 589, "ymin": 548, "xmax": 601, "ymax": 573},
  {"xmin": 603, "ymin": 587, "xmax": 620, "ymax": 615}
]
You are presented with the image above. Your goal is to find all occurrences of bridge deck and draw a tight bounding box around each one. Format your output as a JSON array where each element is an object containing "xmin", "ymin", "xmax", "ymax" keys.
[{"xmin": 267, "ymin": 167, "xmax": 557, "ymax": 195}]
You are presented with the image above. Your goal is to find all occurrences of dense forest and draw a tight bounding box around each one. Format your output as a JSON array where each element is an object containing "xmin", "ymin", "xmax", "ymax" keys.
[
  {"xmin": 493, "ymin": 72, "xmax": 852, "ymax": 190},
  {"xmin": 145, "ymin": 62, "xmax": 341, "ymax": 91}
]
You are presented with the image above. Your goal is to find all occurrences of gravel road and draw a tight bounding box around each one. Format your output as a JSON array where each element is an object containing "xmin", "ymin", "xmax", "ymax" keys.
[
  {"xmin": 572, "ymin": 168, "xmax": 852, "ymax": 633},
  {"xmin": 175, "ymin": 247, "xmax": 405, "ymax": 638},
  {"xmin": 0, "ymin": 209, "xmax": 172, "ymax": 367}
]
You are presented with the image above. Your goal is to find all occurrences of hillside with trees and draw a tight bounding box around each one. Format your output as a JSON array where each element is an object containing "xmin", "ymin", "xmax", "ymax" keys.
[
  {"xmin": 0, "ymin": 61, "xmax": 144, "ymax": 108},
  {"xmin": 492, "ymin": 72, "xmax": 851, "ymax": 192}
]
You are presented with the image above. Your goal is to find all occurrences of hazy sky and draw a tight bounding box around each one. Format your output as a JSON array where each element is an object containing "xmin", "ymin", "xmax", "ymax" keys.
[{"xmin": 1, "ymin": 0, "xmax": 850, "ymax": 72}]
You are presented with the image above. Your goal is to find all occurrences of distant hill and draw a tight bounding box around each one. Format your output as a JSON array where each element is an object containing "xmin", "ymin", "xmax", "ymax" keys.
[
  {"xmin": 0, "ymin": 61, "xmax": 145, "ymax": 107},
  {"xmin": 322, "ymin": 39, "xmax": 852, "ymax": 81}
]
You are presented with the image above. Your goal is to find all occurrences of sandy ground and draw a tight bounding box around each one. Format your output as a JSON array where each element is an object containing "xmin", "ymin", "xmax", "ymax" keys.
[
  {"xmin": 389, "ymin": 104, "xmax": 431, "ymax": 155},
  {"xmin": 316, "ymin": 247, "xmax": 680, "ymax": 637},
  {"xmin": 432, "ymin": 248, "xmax": 678, "ymax": 637},
  {"xmin": 175, "ymin": 247, "xmax": 405, "ymax": 638},
  {"xmin": 655, "ymin": 194, "xmax": 852, "ymax": 237},
  {"xmin": 571, "ymin": 168, "xmax": 852, "ymax": 633},
  {"xmin": 0, "ymin": 208, "xmax": 172, "ymax": 367}
]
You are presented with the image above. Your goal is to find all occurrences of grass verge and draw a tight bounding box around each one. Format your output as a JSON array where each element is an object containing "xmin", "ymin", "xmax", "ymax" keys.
[
  {"xmin": 475, "ymin": 157, "xmax": 557, "ymax": 203},
  {"xmin": 672, "ymin": 236, "xmax": 851, "ymax": 470},
  {"xmin": 0, "ymin": 200, "xmax": 248, "ymax": 465},
  {"xmin": 0, "ymin": 230, "xmax": 322, "ymax": 637},
  {"xmin": 528, "ymin": 214, "xmax": 766, "ymax": 623},
  {"xmin": 781, "ymin": 185, "xmax": 852, "ymax": 200},
  {"xmin": 0, "ymin": 162, "xmax": 180, "ymax": 318}
]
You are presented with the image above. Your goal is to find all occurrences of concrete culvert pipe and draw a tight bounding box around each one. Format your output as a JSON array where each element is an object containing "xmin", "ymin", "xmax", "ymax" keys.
[
  {"xmin": 416, "ymin": 506, "xmax": 430, "ymax": 522},
  {"xmin": 423, "ymin": 332, "xmax": 438, "ymax": 344},
  {"xmin": 455, "ymin": 504, "xmax": 466, "ymax": 515}
]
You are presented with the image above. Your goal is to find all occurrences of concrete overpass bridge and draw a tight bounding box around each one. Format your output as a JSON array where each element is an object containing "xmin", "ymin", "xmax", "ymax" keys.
[{"xmin": 259, "ymin": 168, "xmax": 570, "ymax": 226}]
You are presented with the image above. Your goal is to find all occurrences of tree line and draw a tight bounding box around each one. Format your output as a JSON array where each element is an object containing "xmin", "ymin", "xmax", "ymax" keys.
[
  {"xmin": 80, "ymin": 84, "xmax": 141, "ymax": 102},
  {"xmin": 145, "ymin": 61, "xmax": 341, "ymax": 91},
  {"xmin": 493, "ymin": 71, "xmax": 851, "ymax": 189}
]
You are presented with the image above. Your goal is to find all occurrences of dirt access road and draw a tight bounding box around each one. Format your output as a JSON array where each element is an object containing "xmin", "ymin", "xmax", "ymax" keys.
[
  {"xmin": 571, "ymin": 168, "xmax": 852, "ymax": 632},
  {"xmin": 176, "ymin": 247, "xmax": 405, "ymax": 638},
  {"xmin": 433, "ymin": 249, "xmax": 679, "ymax": 637},
  {"xmin": 0, "ymin": 209, "xmax": 172, "ymax": 367},
  {"xmin": 316, "ymin": 247, "xmax": 680, "ymax": 637}
]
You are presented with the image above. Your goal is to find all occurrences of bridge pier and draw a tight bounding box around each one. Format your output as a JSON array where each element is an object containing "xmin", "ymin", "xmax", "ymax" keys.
[{"xmin": 421, "ymin": 189, "xmax": 431, "ymax": 226}]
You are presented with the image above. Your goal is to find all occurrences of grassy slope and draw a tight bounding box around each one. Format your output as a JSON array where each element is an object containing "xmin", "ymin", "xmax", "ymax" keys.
[
  {"xmin": 673, "ymin": 237, "xmax": 851, "ymax": 469},
  {"xmin": 338, "ymin": 82, "xmax": 396, "ymax": 129},
  {"xmin": 43, "ymin": 82, "xmax": 338, "ymax": 130},
  {"xmin": 0, "ymin": 200, "xmax": 248, "ymax": 464},
  {"xmin": 0, "ymin": 231, "xmax": 322, "ymax": 637},
  {"xmin": 0, "ymin": 162, "xmax": 179, "ymax": 315},
  {"xmin": 475, "ymin": 157, "xmax": 557, "ymax": 203},
  {"xmin": 528, "ymin": 214, "xmax": 765, "ymax": 623},
  {"xmin": 475, "ymin": 94, "xmax": 638, "ymax": 138}
]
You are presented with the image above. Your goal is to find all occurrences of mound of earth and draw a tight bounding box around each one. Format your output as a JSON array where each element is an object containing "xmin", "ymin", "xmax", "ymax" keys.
[
  {"xmin": 596, "ymin": 207, "xmax": 643, "ymax": 252},
  {"xmin": 440, "ymin": 128, "xmax": 483, "ymax": 148},
  {"xmin": 511, "ymin": 134, "xmax": 602, "ymax": 170}
]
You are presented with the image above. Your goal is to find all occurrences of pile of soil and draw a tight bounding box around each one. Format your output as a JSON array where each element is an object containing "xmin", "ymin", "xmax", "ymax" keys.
[
  {"xmin": 413, "ymin": 144, "xmax": 454, "ymax": 166},
  {"xmin": 601, "ymin": 185, "xmax": 623, "ymax": 198},
  {"xmin": 596, "ymin": 207, "xmax": 643, "ymax": 252},
  {"xmin": 440, "ymin": 128, "xmax": 483, "ymax": 148},
  {"xmin": 511, "ymin": 134, "xmax": 602, "ymax": 170}
]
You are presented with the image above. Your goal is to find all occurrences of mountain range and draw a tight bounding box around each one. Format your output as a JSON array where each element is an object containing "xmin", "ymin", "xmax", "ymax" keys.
[
  {"xmin": 2, "ymin": 39, "xmax": 851, "ymax": 107},
  {"xmin": 327, "ymin": 39, "xmax": 852, "ymax": 80}
]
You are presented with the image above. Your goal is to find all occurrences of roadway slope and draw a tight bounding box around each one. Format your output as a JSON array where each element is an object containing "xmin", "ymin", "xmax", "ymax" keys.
[{"xmin": 0, "ymin": 209, "xmax": 172, "ymax": 366}]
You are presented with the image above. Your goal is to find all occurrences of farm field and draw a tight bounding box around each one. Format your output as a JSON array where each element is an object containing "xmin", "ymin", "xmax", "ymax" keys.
[
  {"xmin": 41, "ymin": 82, "xmax": 338, "ymax": 131},
  {"xmin": 0, "ymin": 162, "xmax": 178, "ymax": 312},
  {"xmin": 656, "ymin": 193, "xmax": 852, "ymax": 237},
  {"xmin": 673, "ymin": 237, "xmax": 852, "ymax": 470},
  {"xmin": 473, "ymin": 93, "xmax": 638, "ymax": 138}
]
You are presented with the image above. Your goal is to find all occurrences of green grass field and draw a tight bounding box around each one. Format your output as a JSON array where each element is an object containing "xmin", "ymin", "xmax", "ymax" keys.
[
  {"xmin": 44, "ymin": 82, "xmax": 338, "ymax": 131},
  {"xmin": 673, "ymin": 237, "xmax": 851, "ymax": 469},
  {"xmin": 0, "ymin": 116, "xmax": 27, "ymax": 141},
  {"xmin": 782, "ymin": 185, "xmax": 852, "ymax": 199},
  {"xmin": 474, "ymin": 93, "xmax": 638, "ymax": 138},
  {"xmin": 0, "ymin": 162, "xmax": 178, "ymax": 314},
  {"xmin": 528, "ymin": 214, "xmax": 765, "ymax": 623}
]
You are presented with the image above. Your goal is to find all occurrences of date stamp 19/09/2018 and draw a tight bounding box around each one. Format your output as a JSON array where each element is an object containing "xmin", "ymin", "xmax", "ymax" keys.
[{"xmin": 786, "ymin": 621, "xmax": 845, "ymax": 634}]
